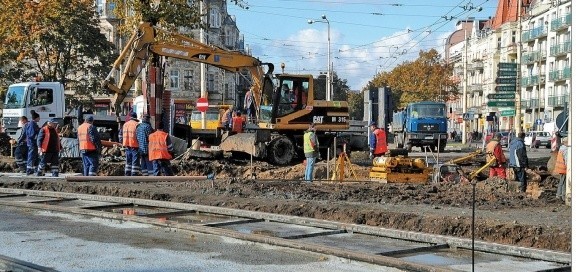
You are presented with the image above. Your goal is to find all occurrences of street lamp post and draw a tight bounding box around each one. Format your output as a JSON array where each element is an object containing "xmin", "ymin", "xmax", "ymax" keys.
[{"xmin": 308, "ymin": 15, "xmax": 331, "ymax": 101}]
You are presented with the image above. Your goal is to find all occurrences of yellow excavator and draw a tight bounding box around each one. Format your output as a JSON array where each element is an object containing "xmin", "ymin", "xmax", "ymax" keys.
[{"xmin": 103, "ymin": 22, "xmax": 351, "ymax": 165}]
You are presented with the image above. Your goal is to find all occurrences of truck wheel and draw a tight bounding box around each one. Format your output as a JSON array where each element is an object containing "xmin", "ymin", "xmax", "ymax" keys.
[
  {"xmin": 406, "ymin": 143, "xmax": 413, "ymax": 152},
  {"xmin": 438, "ymin": 144, "xmax": 446, "ymax": 152},
  {"xmin": 267, "ymin": 136, "xmax": 294, "ymax": 165}
]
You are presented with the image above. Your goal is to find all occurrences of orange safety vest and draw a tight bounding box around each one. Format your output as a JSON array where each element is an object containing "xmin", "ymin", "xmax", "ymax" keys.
[
  {"xmin": 231, "ymin": 116, "xmax": 244, "ymax": 133},
  {"xmin": 122, "ymin": 119, "xmax": 139, "ymax": 148},
  {"xmin": 373, "ymin": 128, "xmax": 388, "ymax": 154},
  {"xmin": 78, "ymin": 123, "xmax": 97, "ymax": 151},
  {"xmin": 40, "ymin": 126, "xmax": 60, "ymax": 152},
  {"xmin": 148, "ymin": 130, "xmax": 172, "ymax": 161},
  {"xmin": 554, "ymin": 149, "xmax": 567, "ymax": 175}
]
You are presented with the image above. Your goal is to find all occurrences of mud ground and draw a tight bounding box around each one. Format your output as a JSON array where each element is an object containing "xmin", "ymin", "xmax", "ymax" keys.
[{"xmin": 0, "ymin": 152, "xmax": 570, "ymax": 253}]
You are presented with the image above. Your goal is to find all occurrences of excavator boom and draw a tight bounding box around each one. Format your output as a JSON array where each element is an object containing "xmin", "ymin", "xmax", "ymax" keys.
[{"xmin": 103, "ymin": 22, "xmax": 272, "ymax": 118}]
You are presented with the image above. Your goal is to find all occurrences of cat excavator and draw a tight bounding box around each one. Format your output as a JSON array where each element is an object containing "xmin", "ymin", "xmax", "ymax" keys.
[{"xmin": 103, "ymin": 22, "xmax": 351, "ymax": 165}]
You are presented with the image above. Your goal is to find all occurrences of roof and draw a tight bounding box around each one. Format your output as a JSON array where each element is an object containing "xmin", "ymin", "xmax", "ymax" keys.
[{"xmin": 491, "ymin": 0, "xmax": 531, "ymax": 29}]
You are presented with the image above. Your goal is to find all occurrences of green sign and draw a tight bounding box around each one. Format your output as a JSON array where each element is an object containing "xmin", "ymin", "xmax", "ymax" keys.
[
  {"xmin": 497, "ymin": 70, "xmax": 518, "ymax": 77},
  {"xmin": 487, "ymin": 101, "xmax": 515, "ymax": 107},
  {"xmin": 500, "ymin": 109, "xmax": 515, "ymax": 116},
  {"xmin": 495, "ymin": 85, "xmax": 516, "ymax": 92},
  {"xmin": 488, "ymin": 93, "xmax": 516, "ymax": 99},
  {"xmin": 498, "ymin": 62, "xmax": 517, "ymax": 70},
  {"xmin": 495, "ymin": 78, "xmax": 517, "ymax": 84}
]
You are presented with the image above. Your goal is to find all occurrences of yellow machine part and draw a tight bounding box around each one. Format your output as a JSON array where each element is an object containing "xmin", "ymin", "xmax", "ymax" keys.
[{"xmin": 369, "ymin": 156, "xmax": 432, "ymax": 184}]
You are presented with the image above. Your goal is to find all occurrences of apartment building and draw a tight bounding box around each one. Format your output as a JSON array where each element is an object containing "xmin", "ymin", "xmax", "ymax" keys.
[
  {"xmin": 95, "ymin": 0, "xmax": 245, "ymax": 124},
  {"xmin": 445, "ymin": 0, "xmax": 571, "ymax": 134}
]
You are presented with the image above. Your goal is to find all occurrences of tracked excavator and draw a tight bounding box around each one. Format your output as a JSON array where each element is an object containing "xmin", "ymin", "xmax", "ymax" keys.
[{"xmin": 103, "ymin": 22, "xmax": 350, "ymax": 165}]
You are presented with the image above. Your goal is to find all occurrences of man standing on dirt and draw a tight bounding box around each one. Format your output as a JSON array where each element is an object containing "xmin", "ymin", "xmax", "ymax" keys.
[
  {"xmin": 369, "ymin": 122, "xmax": 387, "ymax": 159},
  {"xmin": 136, "ymin": 115, "xmax": 154, "ymax": 176},
  {"xmin": 554, "ymin": 137, "xmax": 568, "ymax": 201},
  {"xmin": 486, "ymin": 133, "xmax": 507, "ymax": 179},
  {"xmin": 78, "ymin": 116, "xmax": 102, "ymax": 176},
  {"xmin": 36, "ymin": 119, "xmax": 61, "ymax": 177},
  {"xmin": 303, "ymin": 123, "xmax": 319, "ymax": 182},
  {"xmin": 12, "ymin": 116, "xmax": 29, "ymax": 173},
  {"xmin": 509, "ymin": 132, "xmax": 529, "ymax": 193},
  {"xmin": 25, "ymin": 111, "xmax": 41, "ymax": 175},
  {"xmin": 121, "ymin": 112, "xmax": 141, "ymax": 176},
  {"xmin": 148, "ymin": 123, "xmax": 174, "ymax": 176}
]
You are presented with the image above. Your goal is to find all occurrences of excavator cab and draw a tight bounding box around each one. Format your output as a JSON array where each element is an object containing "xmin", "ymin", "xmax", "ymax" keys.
[{"xmin": 258, "ymin": 74, "xmax": 312, "ymax": 125}]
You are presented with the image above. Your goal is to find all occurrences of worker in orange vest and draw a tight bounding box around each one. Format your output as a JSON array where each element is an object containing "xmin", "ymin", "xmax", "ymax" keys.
[
  {"xmin": 148, "ymin": 123, "xmax": 174, "ymax": 176},
  {"xmin": 231, "ymin": 111, "xmax": 245, "ymax": 134},
  {"xmin": 121, "ymin": 112, "xmax": 141, "ymax": 176},
  {"xmin": 36, "ymin": 118, "xmax": 61, "ymax": 177},
  {"xmin": 554, "ymin": 137, "xmax": 568, "ymax": 201},
  {"xmin": 78, "ymin": 116, "xmax": 102, "ymax": 176},
  {"xmin": 369, "ymin": 122, "xmax": 387, "ymax": 159}
]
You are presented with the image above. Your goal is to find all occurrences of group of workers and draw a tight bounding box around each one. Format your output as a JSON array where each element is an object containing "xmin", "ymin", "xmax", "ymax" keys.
[
  {"xmin": 220, "ymin": 106, "xmax": 246, "ymax": 134},
  {"xmin": 115, "ymin": 112, "xmax": 175, "ymax": 177},
  {"xmin": 11, "ymin": 111, "xmax": 62, "ymax": 177},
  {"xmin": 486, "ymin": 131, "xmax": 568, "ymax": 198}
]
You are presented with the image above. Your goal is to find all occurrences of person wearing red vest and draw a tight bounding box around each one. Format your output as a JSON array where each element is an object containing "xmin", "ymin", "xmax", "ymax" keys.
[
  {"xmin": 36, "ymin": 118, "xmax": 61, "ymax": 177},
  {"xmin": 148, "ymin": 123, "xmax": 174, "ymax": 176},
  {"xmin": 485, "ymin": 133, "xmax": 507, "ymax": 179},
  {"xmin": 122, "ymin": 112, "xmax": 141, "ymax": 176},
  {"xmin": 369, "ymin": 122, "xmax": 387, "ymax": 159},
  {"xmin": 554, "ymin": 137, "xmax": 568, "ymax": 201},
  {"xmin": 231, "ymin": 111, "xmax": 245, "ymax": 134},
  {"xmin": 78, "ymin": 116, "xmax": 102, "ymax": 176}
]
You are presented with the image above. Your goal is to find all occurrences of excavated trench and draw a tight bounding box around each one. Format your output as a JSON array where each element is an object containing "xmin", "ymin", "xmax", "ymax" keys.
[{"xmin": 0, "ymin": 153, "xmax": 571, "ymax": 253}]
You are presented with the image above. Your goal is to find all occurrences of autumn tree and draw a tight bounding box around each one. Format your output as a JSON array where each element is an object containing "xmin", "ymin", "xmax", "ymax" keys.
[
  {"xmin": 371, "ymin": 49, "xmax": 457, "ymax": 108},
  {"xmin": 347, "ymin": 90, "xmax": 364, "ymax": 120},
  {"xmin": 0, "ymin": 0, "xmax": 117, "ymax": 107}
]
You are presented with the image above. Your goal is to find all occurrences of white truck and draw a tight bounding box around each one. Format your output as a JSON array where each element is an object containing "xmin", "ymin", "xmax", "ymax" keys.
[{"xmin": 2, "ymin": 82, "xmax": 66, "ymax": 139}]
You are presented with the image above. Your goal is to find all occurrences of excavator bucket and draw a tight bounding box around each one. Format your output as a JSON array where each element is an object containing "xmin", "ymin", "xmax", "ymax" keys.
[{"xmin": 219, "ymin": 132, "xmax": 267, "ymax": 159}]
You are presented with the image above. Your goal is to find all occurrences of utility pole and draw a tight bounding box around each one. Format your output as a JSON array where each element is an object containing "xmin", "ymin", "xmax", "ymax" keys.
[
  {"xmin": 461, "ymin": 28, "xmax": 468, "ymax": 144},
  {"xmin": 200, "ymin": 0, "xmax": 207, "ymax": 129},
  {"xmin": 515, "ymin": 0, "xmax": 523, "ymax": 134}
]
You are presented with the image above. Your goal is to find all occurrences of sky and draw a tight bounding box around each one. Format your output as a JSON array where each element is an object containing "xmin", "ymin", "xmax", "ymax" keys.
[{"xmin": 226, "ymin": 0, "xmax": 499, "ymax": 90}]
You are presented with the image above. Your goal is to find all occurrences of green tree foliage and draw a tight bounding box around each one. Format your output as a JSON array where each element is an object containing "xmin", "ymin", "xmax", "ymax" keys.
[
  {"xmin": 0, "ymin": 0, "xmax": 116, "ymax": 105},
  {"xmin": 347, "ymin": 91, "xmax": 364, "ymax": 120},
  {"xmin": 371, "ymin": 49, "xmax": 457, "ymax": 108}
]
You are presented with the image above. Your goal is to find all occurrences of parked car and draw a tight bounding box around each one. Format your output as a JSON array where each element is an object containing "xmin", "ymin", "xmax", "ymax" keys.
[
  {"xmin": 496, "ymin": 131, "xmax": 515, "ymax": 147},
  {"xmin": 524, "ymin": 131, "xmax": 552, "ymax": 148}
]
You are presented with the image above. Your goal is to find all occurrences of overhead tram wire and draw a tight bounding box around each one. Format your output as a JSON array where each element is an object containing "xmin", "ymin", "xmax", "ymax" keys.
[{"xmin": 379, "ymin": 0, "xmax": 490, "ymax": 69}]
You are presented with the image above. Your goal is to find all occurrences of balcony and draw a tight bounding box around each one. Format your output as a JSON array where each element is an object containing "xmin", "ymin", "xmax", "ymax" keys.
[
  {"xmin": 472, "ymin": 60, "xmax": 484, "ymax": 70},
  {"xmin": 529, "ymin": 99, "xmax": 545, "ymax": 108},
  {"xmin": 551, "ymin": 13, "xmax": 571, "ymax": 31},
  {"xmin": 548, "ymin": 95, "xmax": 570, "ymax": 107},
  {"xmin": 522, "ymin": 51, "xmax": 546, "ymax": 64},
  {"xmin": 550, "ymin": 41, "xmax": 572, "ymax": 57},
  {"xmin": 521, "ymin": 75, "xmax": 540, "ymax": 87},
  {"xmin": 522, "ymin": 26, "xmax": 549, "ymax": 42},
  {"xmin": 467, "ymin": 84, "xmax": 483, "ymax": 93},
  {"xmin": 548, "ymin": 67, "xmax": 571, "ymax": 82}
]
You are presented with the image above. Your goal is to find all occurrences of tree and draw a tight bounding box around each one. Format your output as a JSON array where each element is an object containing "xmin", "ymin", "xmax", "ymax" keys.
[
  {"xmin": 371, "ymin": 49, "xmax": 457, "ymax": 108},
  {"xmin": 347, "ymin": 91, "xmax": 364, "ymax": 120},
  {"xmin": 0, "ymin": 0, "xmax": 117, "ymax": 105}
]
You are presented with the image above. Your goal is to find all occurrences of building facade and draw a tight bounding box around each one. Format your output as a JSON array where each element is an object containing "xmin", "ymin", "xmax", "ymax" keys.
[{"xmin": 445, "ymin": 0, "xmax": 571, "ymax": 134}]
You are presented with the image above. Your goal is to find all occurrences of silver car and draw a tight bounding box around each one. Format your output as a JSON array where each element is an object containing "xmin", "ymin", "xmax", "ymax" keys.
[{"xmin": 524, "ymin": 131, "xmax": 551, "ymax": 148}]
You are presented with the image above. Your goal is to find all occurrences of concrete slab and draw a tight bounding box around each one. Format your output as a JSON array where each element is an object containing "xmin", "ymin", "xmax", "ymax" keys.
[
  {"xmin": 301, "ymin": 233, "xmax": 430, "ymax": 254},
  {"xmin": 221, "ymin": 221, "xmax": 327, "ymax": 239}
]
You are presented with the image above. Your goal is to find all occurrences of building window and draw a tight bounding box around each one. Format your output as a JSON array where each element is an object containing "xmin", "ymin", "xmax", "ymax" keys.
[
  {"xmin": 169, "ymin": 70, "xmax": 179, "ymax": 89},
  {"xmin": 511, "ymin": 31, "xmax": 516, "ymax": 43},
  {"xmin": 207, "ymin": 74, "xmax": 215, "ymax": 93},
  {"xmin": 184, "ymin": 70, "xmax": 194, "ymax": 91},
  {"xmin": 209, "ymin": 7, "xmax": 221, "ymax": 28},
  {"xmin": 96, "ymin": 0, "xmax": 104, "ymax": 15},
  {"xmin": 497, "ymin": 38, "xmax": 501, "ymax": 50}
]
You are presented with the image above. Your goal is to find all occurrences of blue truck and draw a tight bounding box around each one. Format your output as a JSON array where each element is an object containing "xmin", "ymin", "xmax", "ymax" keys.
[{"xmin": 391, "ymin": 101, "xmax": 448, "ymax": 152}]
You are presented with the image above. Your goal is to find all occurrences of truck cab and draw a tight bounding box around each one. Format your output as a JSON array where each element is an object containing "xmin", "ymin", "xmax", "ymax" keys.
[
  {"xmin": 392, "ymin": 101, "xmax": 448, "ymax": 152},
  {"xmin": 2, "ymin": 82, "xmax": 66, "ymax": 139}
]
